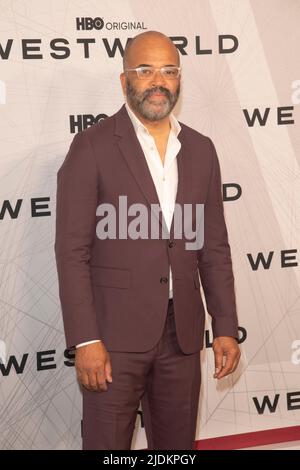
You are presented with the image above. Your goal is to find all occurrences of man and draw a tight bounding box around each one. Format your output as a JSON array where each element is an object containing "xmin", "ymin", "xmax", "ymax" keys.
[{"xmin": 54, "ymin": 30, "xmax": 240, "ymax": 450}]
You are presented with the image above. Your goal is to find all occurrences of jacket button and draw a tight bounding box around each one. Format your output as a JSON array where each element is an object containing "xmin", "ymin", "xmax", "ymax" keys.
[
  {"xmin": 160, "ymin": 277, "xmax": 168, "ymax": 284},
  {"xmin": 168, "ymin": 240, "xmax": 175, "ymax": 248}
]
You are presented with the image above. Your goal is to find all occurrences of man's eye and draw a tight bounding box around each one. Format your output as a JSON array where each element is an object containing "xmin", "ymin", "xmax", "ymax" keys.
[
  {"xmin": 140, "ymin": 68, "xmax": 152, "ymax": 75},
  {"xmin": 164, "ymin": 69, "xmax": 176, "ymax": 76}
]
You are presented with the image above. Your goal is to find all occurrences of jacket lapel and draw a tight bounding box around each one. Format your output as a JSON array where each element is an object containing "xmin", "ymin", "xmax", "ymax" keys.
[
  {"xmin": 114, "ymin": 104, "xmax": 192, "ymax": 238},
  {"xmin": 169, "ymin": 136, "xmax": 192, "ymax": 241}
]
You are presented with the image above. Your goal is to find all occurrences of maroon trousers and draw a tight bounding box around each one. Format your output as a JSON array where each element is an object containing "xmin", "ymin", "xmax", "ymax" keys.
[{"xmin": 82, "ymin": 299, "xmax": 201, "ymax": 450}]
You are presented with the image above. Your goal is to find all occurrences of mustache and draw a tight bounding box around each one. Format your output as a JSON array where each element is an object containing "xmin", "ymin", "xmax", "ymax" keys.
[{"xmin": 142, "ymin": 86, "xmax": 171, "ymax": 101}]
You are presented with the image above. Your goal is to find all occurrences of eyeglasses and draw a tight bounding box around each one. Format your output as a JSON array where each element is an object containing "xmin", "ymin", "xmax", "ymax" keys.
[{"xmin": 125, "ymin": 66, "xmax": 181, "ymax": 80}]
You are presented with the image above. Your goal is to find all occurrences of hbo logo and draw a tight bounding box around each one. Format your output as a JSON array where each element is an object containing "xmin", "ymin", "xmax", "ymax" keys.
[{"xmin": 76, "ymin": 17, "xmax": 104, "ymax": 30}]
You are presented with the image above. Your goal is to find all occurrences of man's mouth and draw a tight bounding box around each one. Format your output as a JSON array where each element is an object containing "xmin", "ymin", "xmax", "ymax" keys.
[{"xmin": 147, "ymin": 92, "xmax": 167, "ymax": 101}]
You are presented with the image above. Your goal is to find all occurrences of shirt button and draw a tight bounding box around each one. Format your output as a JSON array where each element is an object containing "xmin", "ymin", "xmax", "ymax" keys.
[{"xmin": 160, "ymin": 277, "xmax": 168, "ymax": 284}]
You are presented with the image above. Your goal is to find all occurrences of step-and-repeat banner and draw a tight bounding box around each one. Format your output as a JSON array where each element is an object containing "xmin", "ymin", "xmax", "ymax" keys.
[{"xmin": 0, "ymin": 0, "xmax": 299, "ymax": 450}]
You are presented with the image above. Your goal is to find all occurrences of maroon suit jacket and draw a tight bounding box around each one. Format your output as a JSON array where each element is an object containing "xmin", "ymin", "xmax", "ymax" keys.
[{"xmin": 54, "ymin": 104, "xmax": 238, "ymax": 354}]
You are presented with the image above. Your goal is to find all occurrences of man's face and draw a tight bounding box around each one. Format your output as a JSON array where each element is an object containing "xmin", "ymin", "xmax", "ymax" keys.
[{"xmin": 120, "ymin": 36, "xmax": 181, "ymax": 122}]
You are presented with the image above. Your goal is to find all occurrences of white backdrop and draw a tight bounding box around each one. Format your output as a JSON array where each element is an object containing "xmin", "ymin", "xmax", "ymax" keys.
[{"xmin": 0, "ymin": 0, "xmax": 300, "ymax": 449}]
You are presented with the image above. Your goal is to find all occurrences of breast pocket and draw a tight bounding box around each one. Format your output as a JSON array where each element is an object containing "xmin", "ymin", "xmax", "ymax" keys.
[{"xmin": 91, "ymin": 266, "xmax": 131, "ymax": 289}]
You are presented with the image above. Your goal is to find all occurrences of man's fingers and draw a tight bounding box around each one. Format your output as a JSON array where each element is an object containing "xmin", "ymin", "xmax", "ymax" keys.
[
  {"xmin": 79, "ymin": 370, "xmax": 92, "ymax": 390},
  {"xmin": 213, "ymin": 349, "xmax": 224, "ymax": 378},
  {"xmin": 216, "ymin": 351, "xmax": 240, "ymax": 379},
  {"xmin": 77, "ymin": 366, "xmax": 111, "ymax": 392},
  {"xmin": 77, "ymin": 368, "xmax": 105, "ymax": 392},
  {"xmin": 74, "ymin": 343, "xmax": 113, "ymax": 392},
  {"xmin": 82, "ymin": 370, "xmax": 99, "ymax": 391},
  {"xmin": 96, "ymin": 369, "xmax": 108, "ymax": 391},
  {"xmin": 216, "ymin": 358, "xmax": 234, "ymax": 379},
  {"xmin": 105, "ymin": 359, "xmax": 113, "ymax": 383},
  {"xmin": 213, "ymin": 337, "xmax": 241, "ymax": 380}
]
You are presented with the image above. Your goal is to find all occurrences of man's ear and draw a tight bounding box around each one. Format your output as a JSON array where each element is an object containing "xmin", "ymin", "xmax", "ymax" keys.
[{"xmin": 120, "ymin": 72, "xmax": 126, "ymax": 96}]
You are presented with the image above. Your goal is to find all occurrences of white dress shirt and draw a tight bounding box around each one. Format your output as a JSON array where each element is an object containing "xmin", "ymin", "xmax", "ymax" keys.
[{"xmin": 76, "ymin": 102, "xmax": 181, "ymax": 348}]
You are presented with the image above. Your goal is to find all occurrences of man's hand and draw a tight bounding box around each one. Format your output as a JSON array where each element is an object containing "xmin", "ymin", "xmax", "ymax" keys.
[
  {"xmin": 213, "ymin": 336, "xmax": 241, "ymax": 380},
  {"xmin": 75, "ymin": 342, "xmax": 113, "ymax": 392}
]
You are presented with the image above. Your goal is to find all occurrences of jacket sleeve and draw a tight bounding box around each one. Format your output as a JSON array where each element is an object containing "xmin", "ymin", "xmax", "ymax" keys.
[
  {"xmin": 54, "ymin": 131, "xmax": 101, "ymax": 349},
  {"xmin": 197, "ymin": 138, "xmax": 239, "ymax": 340}
]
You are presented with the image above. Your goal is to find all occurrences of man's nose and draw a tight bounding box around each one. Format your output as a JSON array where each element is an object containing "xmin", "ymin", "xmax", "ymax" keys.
[{"xmin": 150, "ymin": 69, "xmax": 166, "ymax": 86}]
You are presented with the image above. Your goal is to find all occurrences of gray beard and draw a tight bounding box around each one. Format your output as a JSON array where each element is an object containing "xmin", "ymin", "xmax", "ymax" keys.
[{"xmin": 125, "ymin": 80, "xmax": 180, "ymax": 121}]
